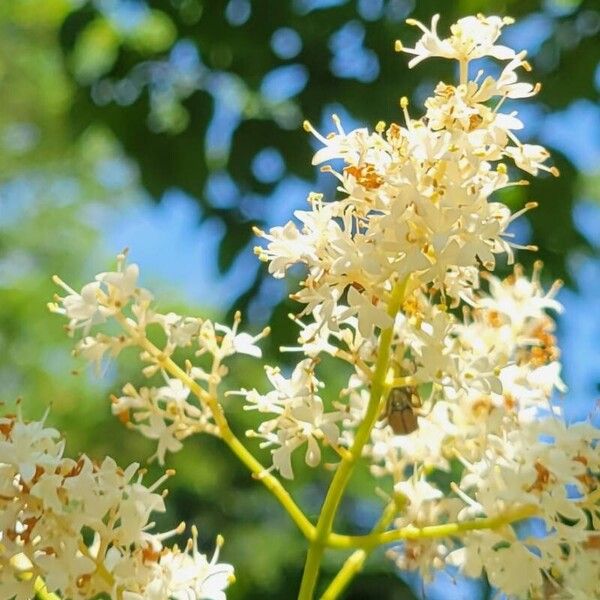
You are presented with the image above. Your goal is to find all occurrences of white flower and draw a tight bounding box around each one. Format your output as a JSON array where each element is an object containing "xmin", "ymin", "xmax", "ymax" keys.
[
  {"xmin": 96, "ymin": 262, "xmax": 141, "ymax": 309},
  {"xmin": 0, "ymin": 413, "xmax": 63, "ymax": 482},
  {"xmin": 50, "ymin": 279, "xmax": 108, "ymax": 335},
  {"xmin": 158, "ymin": 377, "xmax": 192, "ymax": 408},
  {"xmin": 347, "ymin": 286, "xmax": 393, "ymax": 337},
  {"xmin": 153, "ymin": 312, "xmax": 203, "ymax": 347},
  {"xmin": 215, "ymin": 312, "xmax": 269, "ymax": 359},
  {"xmin": 135, "ymin": 413, "xmax": 184, "ymax": 464},
  {"xmin": 34, "ymin": 537, "xmax": 97, "ymax": 596},
  {"xmin": 504, "ymin": 143, "xmax": 556, "ymax": 175},
  {"xmin": 195, "ymin": 313, "xmax": 268, "ymax": 361},
  {"xmin": 46, "ymin": 14, "xmax": 600, "ymax": 600},
  {"xmin": 161, "ymin": 529, "xmax": 234, "ymax": 600},
  {"xmin": 478, "ymin": 264, "xmax": 563, "ymax": 327},
  {"xmin": 243, "ymin": 360, "xmax": 342, "ymax": 479},
  {"xmin": 446, "ymin": 531, "xmax": 504, "ymax": 579},
  {"xmin": 395, "ymin": 478, "xmax": 443, "ymax": 514},
  {"xmin": 473, "ymin": 52, "xmax": 540, "ymax": 101},
  {"xmin": 397, "ymin": 14, "xmax": 515, "ymax": 68},
  {"xmin": 486, "ymin": 542, "xmax": 546, "ymax": 597},
  {"xmin": 305, "ymin": 117, "xmax": 392, "ymax": 168},
  {"xmin": 254, "ymin": 221, "xmax": 308, "ymax": 278}
]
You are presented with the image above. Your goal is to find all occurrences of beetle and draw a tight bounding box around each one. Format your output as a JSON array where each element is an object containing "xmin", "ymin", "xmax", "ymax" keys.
[{"xmin": 380, "ymin": 386, "xmax": 420, "ymax": 435}]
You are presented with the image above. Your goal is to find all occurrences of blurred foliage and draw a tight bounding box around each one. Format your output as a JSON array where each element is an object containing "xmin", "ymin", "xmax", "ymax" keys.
[
  {"xmin": 0, "ymin": 0, "xmax": 136, "ymax": 413},
  {"xmin": 1, "ymin": 0, "xmax": 599, "ymax": 598}
]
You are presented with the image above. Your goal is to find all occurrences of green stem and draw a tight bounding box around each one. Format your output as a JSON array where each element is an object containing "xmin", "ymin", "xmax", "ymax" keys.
[
  {"xmin": 116, "ymin": 314, "xmax": 315, "ymax": 542},
  {"xmin": 321, "ymin": 552, "xmax": 363, "ymax": 600},
  {"xmin": 298, "ymin": 279, "xmax": 407, "ymax": 600},
  {"xmin": 318, "ymin": 504, "xmax": 539, "ymax": 600},
  {"xmin": 326, "ymin": 504, "xmax": 539, "ymax": 550},
  {"xmin": 321, "ymin": 499, "xmax": 401, "ymax": 600}
]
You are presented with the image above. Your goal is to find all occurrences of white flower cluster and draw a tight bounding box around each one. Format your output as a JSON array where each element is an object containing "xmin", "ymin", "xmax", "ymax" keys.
[
  {"xmin": 49, "ymin": 252, "xmax": 269, "ymax": 464},
  {"xmin": 0, "ymin": 410, "xmax": 233, "ymax": 600},
  {"xmin": 255, "ymin": 15, "xmax": 555, "ymax": 341},
  {"xmin": 248, "ymin": 12, "xmax": 565, "ymax": 480},
  {"xmin": 240, "ymin": 359, "xmax": 343, "ymax": 479},
  {"xmin": 248, "ymin": 13, "xmax": 600, "ymax": 598},
  {"xmin": 370, "ymin": 266, "xmax": 599, "ymax": 597}
]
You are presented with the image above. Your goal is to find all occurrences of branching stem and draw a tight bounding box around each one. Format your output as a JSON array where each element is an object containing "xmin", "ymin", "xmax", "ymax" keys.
[
  {"xmin": 114, "ymin": 291, "xmax": 537, "ymax": 600},
  {"xmin": 326, "ymin": 504, "xmax": 539, "ymax": 550},
  {"xmin": 298, "ymin": 278, "xmax": 408, "ymax": 600},
  {"xmin": 115, "ymin": 313, "xmax": 315, "ymax": 542},
  {"xmin": 319, "ymin": 503, "xmax": 538, "ymax": 600},
  {"xmin": 321, "ymin": 499, "xmax": 401, "ymax": 600}
]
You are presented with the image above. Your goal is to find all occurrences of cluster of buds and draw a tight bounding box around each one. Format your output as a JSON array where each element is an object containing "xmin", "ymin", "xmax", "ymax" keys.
[
  {"xmin": 0, "ymin": 409, "xmax": 233, "ymax": 600},
  {"xmin": 35, "ymin": 12, "xmax": 600, "ymax": 600}
]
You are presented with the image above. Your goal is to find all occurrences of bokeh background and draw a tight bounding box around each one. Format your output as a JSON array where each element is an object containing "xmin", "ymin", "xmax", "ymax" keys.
[{"xmin": 1, "ymin": 0, "xmax": 599, "ymax": 598}]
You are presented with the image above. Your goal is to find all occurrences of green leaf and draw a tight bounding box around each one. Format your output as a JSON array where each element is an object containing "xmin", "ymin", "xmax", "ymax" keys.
[
  {"xmin": 71, "ymin": 17, "xmax": 120, "ymax": 83},
  {"xmin": 126, "ymin": 9, "xmax": 177, "ymax": 54},
  {"xmin": 578, "ymin": 171, "xmax": 600, "ymax": 205}
]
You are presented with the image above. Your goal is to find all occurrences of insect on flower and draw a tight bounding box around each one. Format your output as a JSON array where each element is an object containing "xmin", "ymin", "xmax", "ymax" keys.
[{"xmin": 381, "ymin": 386, "xmax": 420, "ymax": 435}]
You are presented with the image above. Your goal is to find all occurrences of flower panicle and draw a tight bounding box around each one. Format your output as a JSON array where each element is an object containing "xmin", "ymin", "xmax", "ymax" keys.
[
  {"xmin": 0, "ymin": 411, "xmax": 233, "ymax": 600},
  {"xmin": 49, "ymin": 255, "xmax": 268, "ymax": 464}
]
